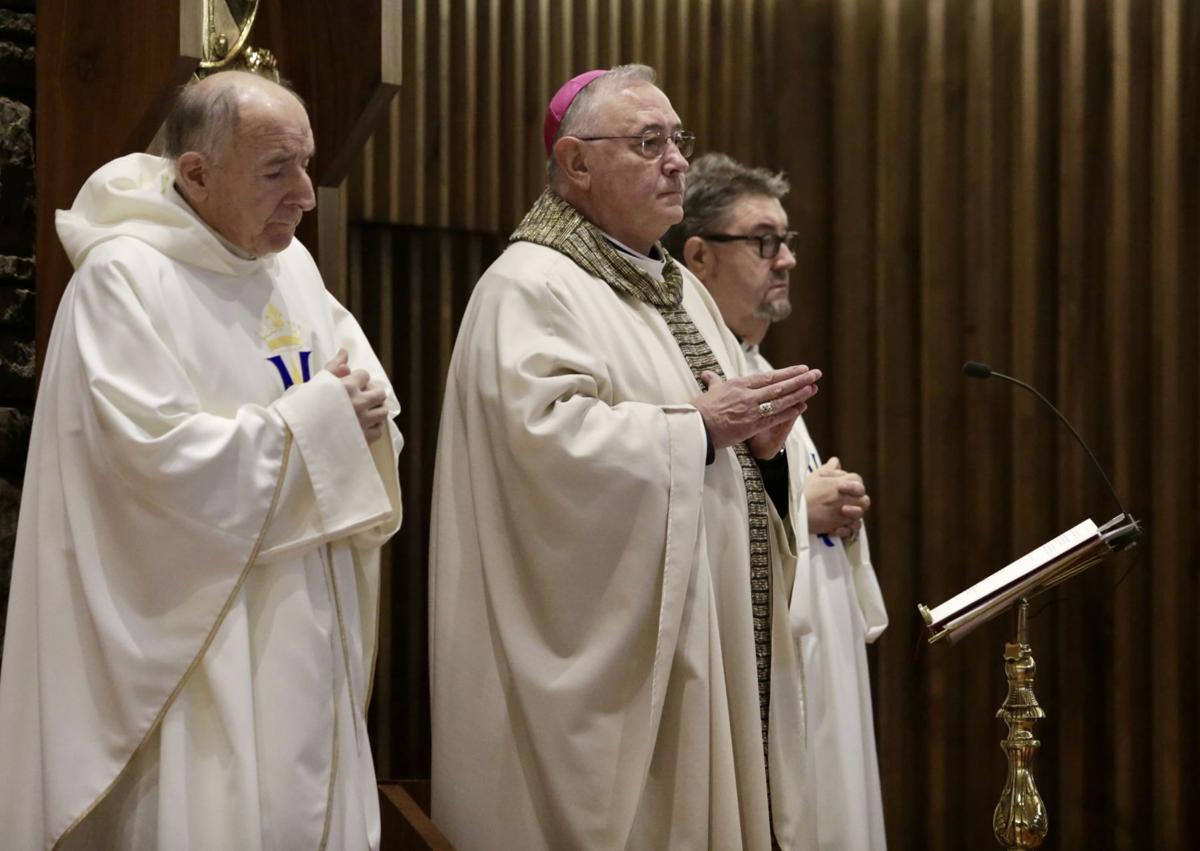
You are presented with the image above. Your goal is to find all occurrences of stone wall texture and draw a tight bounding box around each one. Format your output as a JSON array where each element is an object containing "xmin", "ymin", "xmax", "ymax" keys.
[{"xmin": 0, "ymin": 0, "xmax": 35, "ymax": 653}]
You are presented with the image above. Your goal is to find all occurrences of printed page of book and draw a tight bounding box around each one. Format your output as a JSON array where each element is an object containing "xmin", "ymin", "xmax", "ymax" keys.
[
  {"xmin": 942, "ymin": 541, "xmax": 1109, "ymax": 643},
  {"xmin": 927, "ymin": 518, "xmax": 1099, "ymax": 627}
]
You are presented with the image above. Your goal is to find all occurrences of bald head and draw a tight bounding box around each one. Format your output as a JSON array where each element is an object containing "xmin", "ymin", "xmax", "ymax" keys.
[{"xmin": 165, "ymin": 71, "xmax": 306, "ymax": 163}]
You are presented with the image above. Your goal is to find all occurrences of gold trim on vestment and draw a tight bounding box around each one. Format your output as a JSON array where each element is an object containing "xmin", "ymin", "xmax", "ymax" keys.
[
  {"xmin": 362, "ymin": 544, "xmax": 383, "ymax": 714},
  {"xmin": 53, "ymin": 429, "xmax": 296, "ymax": 850},
  {"xmin": 317, "ymin": 628, "xmax": 340, "ymax": 851},
  {"xmin": 326, "ymin": 543, "xmax": 362, "ymax": 747}
]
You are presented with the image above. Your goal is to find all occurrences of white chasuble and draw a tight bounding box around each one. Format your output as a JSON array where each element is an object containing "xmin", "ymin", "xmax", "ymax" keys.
[
  {"xmin": 430, "ymin": 232, "xmax": 816, "ymax": 850},
  {"xmin": 745, "ymin": 345, "xmax": 889, "ymax": 851},
  {"xmin": 0, "ymin": 154, "xmax": 403, "ymax": 851}
]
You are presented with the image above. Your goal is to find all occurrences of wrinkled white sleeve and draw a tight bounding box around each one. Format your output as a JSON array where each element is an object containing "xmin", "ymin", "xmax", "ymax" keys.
[{"xmin": 843, "ymin": 527, "xmax": 888, "ymax": 642}]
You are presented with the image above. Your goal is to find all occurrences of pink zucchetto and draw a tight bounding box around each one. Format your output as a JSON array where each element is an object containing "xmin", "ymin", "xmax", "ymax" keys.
[{"xmin": 543, "ymin": 69, "xmax": 609, "ymax": 155}]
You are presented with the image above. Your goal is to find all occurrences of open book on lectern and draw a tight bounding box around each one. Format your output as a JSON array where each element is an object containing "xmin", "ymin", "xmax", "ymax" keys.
[{"xmin": 918, "ymin": 514, "xmax": 1142, "ymax": 645}]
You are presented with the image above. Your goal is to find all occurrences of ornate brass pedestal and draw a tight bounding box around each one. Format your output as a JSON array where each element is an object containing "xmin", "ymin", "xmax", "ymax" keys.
[{"xmin": 993, "ymin": 599, "xmax": 1048, "ymax": 849}]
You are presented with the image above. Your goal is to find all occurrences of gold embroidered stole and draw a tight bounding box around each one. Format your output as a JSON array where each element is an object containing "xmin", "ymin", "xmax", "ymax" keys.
[{"xmin": 511, "ymin": 189, "xmax": 775, "ymax": 781}]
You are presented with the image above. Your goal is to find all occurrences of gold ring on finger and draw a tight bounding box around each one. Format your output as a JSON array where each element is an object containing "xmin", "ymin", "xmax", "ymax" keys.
[{"xmin": 758, "ymin": 401, "xmax": 775, "ymax": 418}]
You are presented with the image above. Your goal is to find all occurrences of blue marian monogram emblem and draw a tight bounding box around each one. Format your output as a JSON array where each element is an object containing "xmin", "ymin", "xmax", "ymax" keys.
[{"xmin": 259, "ymin": 303, "xmax": 312, "ymax": 390}]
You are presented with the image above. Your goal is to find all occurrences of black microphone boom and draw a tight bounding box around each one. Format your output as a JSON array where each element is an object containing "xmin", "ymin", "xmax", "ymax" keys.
[{"xmin": 961, "ymin": 360, "xmax": 1132, "ymax": 524}]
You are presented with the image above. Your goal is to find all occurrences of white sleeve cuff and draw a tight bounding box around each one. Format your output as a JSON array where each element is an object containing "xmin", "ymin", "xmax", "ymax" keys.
[{"xmin": 273, "ymin": 370, "xmax": 392, "ymax": 536}]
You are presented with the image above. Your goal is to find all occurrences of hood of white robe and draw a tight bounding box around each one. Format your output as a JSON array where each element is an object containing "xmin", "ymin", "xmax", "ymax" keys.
[{"xmin": 56, "ymin": 153, "xmax": 268, "ymax": 277}]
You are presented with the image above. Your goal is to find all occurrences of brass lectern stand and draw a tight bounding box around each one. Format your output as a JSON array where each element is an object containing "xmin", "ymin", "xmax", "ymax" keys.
[
  {"xmin": 919, "ymin": 514, "xmax": 1141, "ymax": 849},
  {"xmin": 992, "ymin": 599, "xmax": 1046, "ymax": 848}
]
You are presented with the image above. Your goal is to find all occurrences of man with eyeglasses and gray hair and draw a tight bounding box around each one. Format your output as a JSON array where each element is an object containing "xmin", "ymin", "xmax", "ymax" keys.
[
  {"xmin": 430, "ymin": 66, "xmax": 823, "ymax": 849},
  {"xmin": 665, "ymin": 152, "xmax": 889, "ymax": 850}
]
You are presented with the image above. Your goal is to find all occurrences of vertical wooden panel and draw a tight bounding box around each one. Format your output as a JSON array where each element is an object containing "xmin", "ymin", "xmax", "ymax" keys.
[
  {"xmin": 827, "ymin": 0, "xmax": 874, "ymax": 479},
  {"xmin": 463, "ymin": 0, "xmax": 478, "ymax": 226},
  {"xmin": 485, "ymin": 0, "xmax": 502, "ymax": 231},
  {"xmin": 878, "ymin": 0, "xmax": 925, "ymax": 842},
  {"xmin": 585, "ymin": 0, "xmax": 599, "ymax": 67},
  {"xmin": 961, "ymin": 0, "xmax": 1013, "ymax": 839},
  {"xmin": 671, "ymin": 0, "xmax": 690, "ymax": 129},
  {"xmin": 413, "ymin": 0, "xmax": 429, "ymax": 222},
  {"xmin": 770, "ymin": 0, "xmax": 833, "ymax": 439},
  {"xmin": 1051, "ymin": 0, "xmax": 1091, "ymax": 841},
  {"xmin": 920, "ymin": 0, "xmax": 968, "ymax": 841},
  {"xmin": 1148, "ymin": 3, "xmax": 1195, "ymax": 846},
  {"xmin": 653, "ymin": 0, "xmax": 667, "ymax": 78},
  {"xmin": 1107, "ymin": 1, "xmax": 1153, "ymax": 843},
  {"xmin": 357, "ymin": 225, "xmax": 506, "ymax": 780},
  {"xmin": 695, "ymin": 0, "xmax": 713, "ymax": 146},
  {"xmin": 830, "ymin": 0, "xmax": 879, "ymax": 469},
  {"xmin": 34, "ymin": 0, "xmax": 202, "ymax": 365},
  {"xmin": 629, "ymin": 0, "xmax": 644, "ymax": 66}
]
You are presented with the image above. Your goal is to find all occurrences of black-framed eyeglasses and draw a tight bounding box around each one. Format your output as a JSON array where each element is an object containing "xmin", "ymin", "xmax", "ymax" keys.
[
  {"xmin": 701, "ymin": 231, "xmax": 798, "ymax": 259},
  {"xmin": 574, "ymin": 129, "xmax": 696, "ymax": 160}
]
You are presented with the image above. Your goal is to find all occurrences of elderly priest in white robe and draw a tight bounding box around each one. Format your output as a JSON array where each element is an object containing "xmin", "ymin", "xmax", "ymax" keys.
[
  {"xmin": 0, "ymin": 71, "xmax": 403, "ymax": 850},
  {"xmin": 665, "ymin": 152, "xmax": 889, "ymax": 850},
  {"xmin": 430, "ymin": 64, "xmax": 824, "ymax": 850}
]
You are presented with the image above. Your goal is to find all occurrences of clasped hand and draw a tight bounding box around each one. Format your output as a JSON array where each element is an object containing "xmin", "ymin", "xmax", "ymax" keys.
[
  {"xmin": 325, "ymin": 349, "xmax": 389, "ymax": 443},
  {"xmin": 691, "ymin": 364, "xmax": 821, "ymax": 459},
  {"xmin": 805, "ymin": 457, "xmax": 870, "ymax": 539}
]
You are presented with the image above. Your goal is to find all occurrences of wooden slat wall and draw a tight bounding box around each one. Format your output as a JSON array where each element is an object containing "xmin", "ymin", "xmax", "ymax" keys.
[
  {"xmin": 771, "ymin": 0, "xmax": 1200, "ymax": 848},
  {"xmin": 346, "ymin": 0, "xmax": 1200, "ymax": 845},
  {"xmin": 348, "ymin": 224, "xmax": 507, "ymax": 779},
  {"xmin": 346, "ymin": 0, "xmax": 780, "ymax": 230}
]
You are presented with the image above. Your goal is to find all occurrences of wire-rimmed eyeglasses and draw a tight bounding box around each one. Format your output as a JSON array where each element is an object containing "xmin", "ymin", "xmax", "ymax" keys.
[
  {"xmin": 701, "ymin": 231, "xmax": 798, "ymax": 259},
  {"xmin": 574, "ymin": 129, "xmax": 696, "ymax": 160}
]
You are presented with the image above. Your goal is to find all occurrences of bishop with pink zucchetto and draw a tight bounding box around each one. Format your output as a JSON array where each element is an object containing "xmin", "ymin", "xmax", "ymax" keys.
[{"xmin": 429, "ymin": 64, "xmax": 824, "ymax": 850}]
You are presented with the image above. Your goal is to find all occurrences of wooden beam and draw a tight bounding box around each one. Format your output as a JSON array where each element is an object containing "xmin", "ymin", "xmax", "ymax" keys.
[
  {"xmin": 378, "ymin": 781, "xmax": 454, "ymax": 850},
  {"xmin": 35, "ymin": 0, "xmax": 203, "ymax": 367}
]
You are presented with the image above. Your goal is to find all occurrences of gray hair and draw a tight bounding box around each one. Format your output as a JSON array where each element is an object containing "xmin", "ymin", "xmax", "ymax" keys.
[
  {"xmin": 163, "ymin": 72, "xmax": 305, "ymax": 162},
  {"xmin": 546, "ymin": 63, "xmax": 659, "ymax": 185},
  {"xmin": 164, "ymin": 83, "xmax": 240, "ymax": 161},
  {"xmin": 661, "ymin": 152, "xmax": 791, "ymax": 259}
]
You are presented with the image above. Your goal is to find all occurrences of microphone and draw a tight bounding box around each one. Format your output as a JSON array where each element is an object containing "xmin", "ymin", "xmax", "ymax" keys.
[
  {"xmin": 962, "ymin": 360, "xmax": 1136, "ymax": 530},
  {"xmin": 962, "ymin": 360, "xmax": 993, "ymax": 380}
]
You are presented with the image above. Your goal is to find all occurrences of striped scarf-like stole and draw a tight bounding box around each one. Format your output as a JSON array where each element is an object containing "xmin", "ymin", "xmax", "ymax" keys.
[{"xmin": 510, "ymin": 189, "xmax": 775, "ymax": 782}]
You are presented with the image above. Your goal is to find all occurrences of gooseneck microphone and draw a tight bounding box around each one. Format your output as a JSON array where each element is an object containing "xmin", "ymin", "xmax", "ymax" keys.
[
  {"xmin": 962, "ymin": 360, "xmax": 1132, "ymax": 524},
  {"xmin": 962, "ymin": 361, "xmax": 994, "ymax": 380}
]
